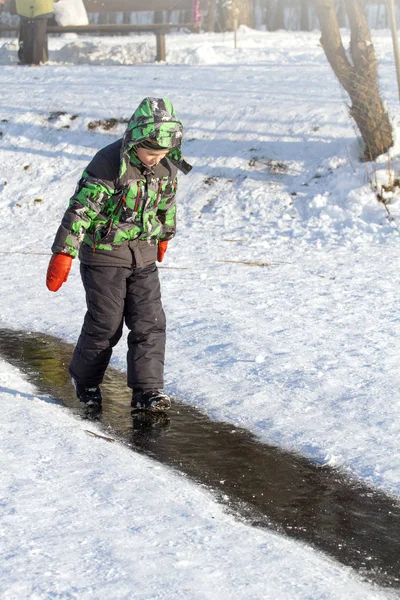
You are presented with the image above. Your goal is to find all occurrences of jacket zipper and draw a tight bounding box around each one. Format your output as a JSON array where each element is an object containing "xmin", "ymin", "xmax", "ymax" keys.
[
  {"xmin": 155, "ymin": 181, "xmax": 163, "ymax": 206},
  {"xmin": 134, "ymin": 184, "xmax": 141, "ymax": 212}
]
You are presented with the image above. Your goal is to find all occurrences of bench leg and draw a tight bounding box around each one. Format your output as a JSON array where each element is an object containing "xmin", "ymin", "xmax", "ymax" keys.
[{"xmin": 156, "ymin": 32, "xmax": 166, "ymax": 62}]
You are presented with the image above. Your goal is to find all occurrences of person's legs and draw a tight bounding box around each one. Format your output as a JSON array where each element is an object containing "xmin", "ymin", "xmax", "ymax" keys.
[
  {"xmin": 19, "ymin": 18, "xmax": 48, "ymax": 65},
  {"xmin": 125, "ymin": 263, "xmax": 166, "ymax": 393},
  {"xmin": 18, "ymin": 18, "xmax": 31, "ymax": 64},
  {"xmin": 69, "ymin": 263, "xmax": 129, "ymax": 386},
  {"xmin": 32, "ymin": 18, "xmax": 48, "ymax": 64}
]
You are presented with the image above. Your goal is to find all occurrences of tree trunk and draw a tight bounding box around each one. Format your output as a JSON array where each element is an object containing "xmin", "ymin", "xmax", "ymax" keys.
[
  {"xmin": 220, "ymin": 0, "xmax": 253, "ymax": 30},
  {"xmin": 237, "ymin": 0, "xmax": 253, "ymax": 27},
  {"xmin": 300, "ymin": 0, "xmax": 310, "ymax": 31},
  {"xmin": 206, "ymin": 0, "xmax": 217, "ymax": 31},
  {"xmin": 270, "ymin": 0, "xmax": 285, "ymax": 30},
  {"xmin": 313, "ymin": 0, "xmax": 393, "ymax": 161},
  {"xmin": 336, "ymin": 0, "xmax": 346, "ymax": 27},
  {"xmin": 264, "ymin": 0, "xmax": 274, "ymax": 31}
]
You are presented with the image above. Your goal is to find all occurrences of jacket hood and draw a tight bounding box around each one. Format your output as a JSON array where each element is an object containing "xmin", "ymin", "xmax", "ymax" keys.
[{"xmin": 119, "ymin": 97, "xmax": 192, "ymax": 180}]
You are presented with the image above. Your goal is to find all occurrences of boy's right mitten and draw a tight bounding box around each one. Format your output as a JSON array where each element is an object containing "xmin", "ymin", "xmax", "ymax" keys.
[{"xmin": 46, "ymin": 253, "xmax": 72, "ymax": 292}]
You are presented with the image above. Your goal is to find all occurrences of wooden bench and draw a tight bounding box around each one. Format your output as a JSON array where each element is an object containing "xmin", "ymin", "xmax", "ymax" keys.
[
  {"xmin": 0, "ymin": 22, "xmax": 198, "ymax": 61},
  {"xmin": 0, "ymin": 0, "xmax": 202, "ymax": 61}
]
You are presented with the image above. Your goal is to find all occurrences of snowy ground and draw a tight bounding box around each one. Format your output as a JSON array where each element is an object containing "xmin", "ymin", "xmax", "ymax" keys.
[{"xmin": 1, "ymin": 28, "xmax": 400, "ymax": 598}]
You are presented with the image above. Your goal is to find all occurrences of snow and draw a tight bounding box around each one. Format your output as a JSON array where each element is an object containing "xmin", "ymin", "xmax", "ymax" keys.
[
  {"xmin": 2, "ymin": 360, "xmax": 394, "ymax": 600},
  {"xmin": 1, "ymin": 27, "xmax": 400, "ymax": 598}
]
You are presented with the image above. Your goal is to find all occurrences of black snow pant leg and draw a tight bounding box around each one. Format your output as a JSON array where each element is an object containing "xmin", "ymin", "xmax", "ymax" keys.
[
  {"xmin": 125, "ymin": 263, "xmax": 166, "ymax": 392},
  {"xmin": 69, "ymin": 264, "xmax": 129, "ymax": 386},
  {"xmin": 18, "ymin": 18, "xmax": 48, "ymax": 65}
]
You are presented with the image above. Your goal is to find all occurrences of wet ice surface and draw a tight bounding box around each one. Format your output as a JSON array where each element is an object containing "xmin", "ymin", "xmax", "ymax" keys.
[{"xmin": 0, "ymin": 329, "xmax": 399, "ymax": 589}]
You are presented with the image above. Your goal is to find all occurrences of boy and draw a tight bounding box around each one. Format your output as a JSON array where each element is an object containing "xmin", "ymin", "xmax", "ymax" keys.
[{"xmin": 46, "ymin": 97, "xmax": 191, "ymax": 411}]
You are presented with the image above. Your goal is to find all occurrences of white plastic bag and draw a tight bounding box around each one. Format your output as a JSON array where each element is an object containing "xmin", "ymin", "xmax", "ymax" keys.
[{"xmin": 53, "ymin": 0, "xmax": 89, "ymax": 26}]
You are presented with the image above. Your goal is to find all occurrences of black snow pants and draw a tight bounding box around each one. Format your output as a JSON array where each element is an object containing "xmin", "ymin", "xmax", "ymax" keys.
[
  {"xmin": 69, "ymin": 263, "xmax": 166, "ymax": 392},
  {"xmin": 18, "ymin": 17, "xmax": 49, "ymax": 65}
]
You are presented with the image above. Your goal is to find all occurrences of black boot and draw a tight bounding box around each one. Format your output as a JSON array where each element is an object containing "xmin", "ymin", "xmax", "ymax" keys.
[
  {"xmin": 131, "ymin": 389, "xmax": 171, "ymax": 411},
  {"xmin": 72, "ymin": 379, "xmax": 102, "ymax": 406}
]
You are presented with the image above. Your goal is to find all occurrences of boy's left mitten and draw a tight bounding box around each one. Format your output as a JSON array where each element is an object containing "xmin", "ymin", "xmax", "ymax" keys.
[
  {"xmin": 157, "ymin": 241, "xmax": 168, "ymax": 263},
  {"xmin": 46, "ymin": 253, "xmax": 72, "ymax": 292}
]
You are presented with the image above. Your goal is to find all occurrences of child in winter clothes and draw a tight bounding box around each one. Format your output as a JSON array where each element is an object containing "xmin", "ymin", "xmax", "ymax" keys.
[{"xmin": 47, "ymin": 97, "xmax": 191, "ymax": 411}]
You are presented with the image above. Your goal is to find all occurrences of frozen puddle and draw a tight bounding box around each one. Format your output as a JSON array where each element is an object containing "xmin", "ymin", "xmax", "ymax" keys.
[{"xmin": 0, "ymin": 329, "xmax": 399, "ymax": 589}]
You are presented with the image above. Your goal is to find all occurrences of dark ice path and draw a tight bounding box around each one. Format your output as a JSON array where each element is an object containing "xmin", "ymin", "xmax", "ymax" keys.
[{"xmin": 0, "ymin": 329, "xmax": 399, "ymax": 589}]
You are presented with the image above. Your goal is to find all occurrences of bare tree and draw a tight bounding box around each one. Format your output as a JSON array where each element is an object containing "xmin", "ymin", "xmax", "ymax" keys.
[
  {"xmin": 219, "ymin": 0, "xmax": 253, "ymax": 30},
  {"xmin": 263, "ymin": 0, "xmax": 286, "ymax": 30},
  {"xmin": 335, "ymin": 0, "xmax": 346, "ymax": 27},
  {"xmin": 300, "ymin": 0, "xmax": 310, "ymax": 30},
  {"xmin": 272, "ymin": 0, "xmax": 285, "ymax": 30},
  {"xmin": 264, "ymin": 0, "xmax": 273, "ymax": 30},
  {"xmin": 206, "ymin": 0, "xmax": 217, "ymax": 31},
  {"xmin": 313, "ymin": 0, "xmax": 393, "ymax": 161}
]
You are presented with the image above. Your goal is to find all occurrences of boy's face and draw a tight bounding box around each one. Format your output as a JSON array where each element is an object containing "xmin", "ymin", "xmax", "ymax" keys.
[{"xmin": 136, "ymin": 147, "xmax": 169, "ymax": 168}]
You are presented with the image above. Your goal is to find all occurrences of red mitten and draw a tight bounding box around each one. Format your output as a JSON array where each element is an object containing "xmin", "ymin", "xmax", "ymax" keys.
[
  {"xmin": 46, "ymin": 253, "xmax": 72, "ymax": 292},
  {"xmin": 157, "ymin": 240, "xmax": 168, "ymax": 263}
]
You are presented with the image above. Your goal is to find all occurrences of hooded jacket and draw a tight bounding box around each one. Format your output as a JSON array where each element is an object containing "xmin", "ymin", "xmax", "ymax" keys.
[{"xmin": 51, "ymin": 98, "xmax": 191, "ymax": 268}]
